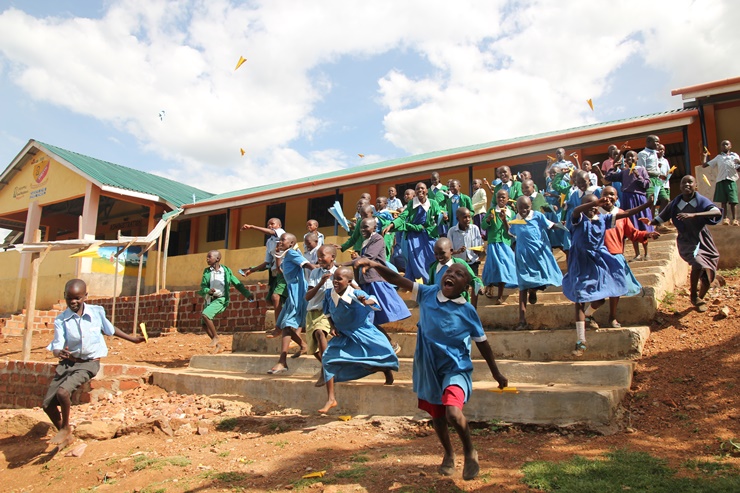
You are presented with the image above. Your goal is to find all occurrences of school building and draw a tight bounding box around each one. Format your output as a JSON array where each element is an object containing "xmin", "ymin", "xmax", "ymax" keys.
[{"xmin": 0, "ymin": 76, "xmax": 739, "ymax": 314}]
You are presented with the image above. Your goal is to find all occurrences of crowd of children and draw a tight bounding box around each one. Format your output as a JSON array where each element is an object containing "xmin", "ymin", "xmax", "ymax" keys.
[{"xmin": 182, "ymin": 134, "xmax": 729, "ymax": 481}]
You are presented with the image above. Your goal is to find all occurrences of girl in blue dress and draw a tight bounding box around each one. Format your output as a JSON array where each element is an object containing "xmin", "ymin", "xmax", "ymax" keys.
[
  {"xmin": 354, "ymin": 257, "xmax": 507, "ymax": 481},
  {"xmin": 383, "ymin": 182, "xmax": 440, "ymax": 283},
  {"xmin": 318, "ymin": 266, "xmax": 399, "ymax": 414},
  {"xmin": 563, "ymin": 194, "xmax": 654, "ymax": 356},
  {"xmin": 554, "ymin": 170, "xmax": 601, "ymax": 256},
  {"xmin": 507, "ymin": 196, "xmax": 567, "ymax": 331},
  {"xmin": 481, "ymin": 189, "xmax": 517, "ymax": 304},
  {"xmin": 268, "ymin": 233, "xmax": 312, "ymax": 374}
]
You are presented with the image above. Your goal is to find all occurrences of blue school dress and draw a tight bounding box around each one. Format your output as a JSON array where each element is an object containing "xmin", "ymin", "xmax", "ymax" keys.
[
  {"xmin": 508, "ymin": 211, "xmax": 563, "ymax": 290},
  {"xmin": 481, "ymin": 207, "xmax": 517, "ymax": 288},
  {"xmin": 391, "ymin": 198, "xmax": 440, "ymax": 283},
  {"xmin": 321, "ymin": 287, "xmax": 399, "ymax": 383},
  {"xmin": 359, "ymin": 233, "xmax": 411, "ymax": 326},
  {"xmin": 412, "ymin": 283, "xmax": 487, "ymax": 405},
  {"xmin": 275, "ymin": 249, "xmax": 308, "ymax": 329},
  {"xmin": 561, "ymin": 186, "xmax": 601, "ymax": 251},
  {"xmin": 544, "ymin": 177, "xmax": 566, "ymax": 248},
  {"xmin": 562, "ymin": 213, "xmax": 627, "ymax": 303}
]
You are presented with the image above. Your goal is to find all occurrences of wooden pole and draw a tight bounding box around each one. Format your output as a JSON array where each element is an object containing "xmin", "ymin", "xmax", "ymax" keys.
[
  {"xmin": 111, "ymin": 244, "xmax": 124, "ymax": 326},
  {"xmin": 161, "ymin": 221, "xmax": 171, "ymax": 292},
  {"xmin": 155, "ymin": 235, "xmax": 162, "ymax": 293},
  {"xmin": 21, "ymin": 230, "xmax": 45, "ymax": 362},
  {"xmin": 133, "ymin": 241, "xmax": 155, "ymax": 337}
]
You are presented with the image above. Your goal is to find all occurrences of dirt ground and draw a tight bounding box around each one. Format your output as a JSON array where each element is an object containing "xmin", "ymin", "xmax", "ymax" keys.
[{"xmin": 0, "ymin": 272, "xmax": 738, "ymax": 492}]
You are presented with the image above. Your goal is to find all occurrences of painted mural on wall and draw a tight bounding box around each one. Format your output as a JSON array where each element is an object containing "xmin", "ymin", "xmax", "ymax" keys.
[{"xmin": 91, "ymin": 246, "xmax": 147, "ymax": 276}]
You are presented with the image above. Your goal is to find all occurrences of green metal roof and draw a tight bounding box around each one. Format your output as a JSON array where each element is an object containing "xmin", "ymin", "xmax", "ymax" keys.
[
  {"xmin": 37, "ymin": 141, "xmax": 213, "ymax": 207},
  {"xmin": 204, "ymin": 108, "xmax": 692, "ymax": 202}
]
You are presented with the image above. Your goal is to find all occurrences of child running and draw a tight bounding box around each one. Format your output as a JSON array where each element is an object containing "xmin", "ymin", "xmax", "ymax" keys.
[
  {"xmin": 355, "ymin": 258, "xmax": 508, "ymax": 481},
  {"xmin": 563, "ymin": 194, "xmax": 654, "ymax": 356},
  {"xmin": 605, "ymin": 150, "xmax": 654, "ymax": 261},
  {"xmin": 645, "ymin": 175, "xmax": 721, "ymax": 312},
  {"xmin": 383, "ymin": 182, "xmax": 441, "ymax": 283},
  {"xmin": 598, "ymin": 186, "xmax": 659, "ymax": 328},
  {"xmin": 507, "ymin": 196, "xmax": 566, "ymax": 330},
  {"xmin": 318, "ymin": 266, "xmax": 399, "ymax": 413},
  {"xmin": 199, "ymin": 250, "xmax": 254, "ymax": 352},
  {"xmin": 304, "ymin": 244, "xmax": 337, "ymax": 386},
  {"xmin": 268, "ymin": 233, "xmax": 313, "ymax": 374},
  {"xmin": 481, "ymin": 189, "xmax": 518, "ymax": 304}
]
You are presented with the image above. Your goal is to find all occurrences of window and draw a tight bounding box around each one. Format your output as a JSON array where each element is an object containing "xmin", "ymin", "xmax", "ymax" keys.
[
  {"xmin": 308, "ymin": 193, "xmax": 343, "ymax": 228},
  {"xmin": 206, "ymin": 213, "xmax": 226, "ymax": 242}
]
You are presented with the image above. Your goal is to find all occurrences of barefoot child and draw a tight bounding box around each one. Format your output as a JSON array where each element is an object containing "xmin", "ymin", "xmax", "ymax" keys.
[
  {"xmin": 481, "ymin": 190, "xmax": 518, "ymax": 304},
  {"xmin": 304, "ymin": 245, "xmax": 337, "ymax": 386},
  {"xmin": 563, "ymin": 194, "xmax": 654, "ymax": 356},
  {"xmin": 318, "ymin": 266, "xmax": 399, "ymax": 413},
  {"xmin": 355, "ymin": 258, "xmax": 508, "ymax": 480},
  {"xmin": 199, "ymin": 250, "xmax": 255, "ymax": 352},
  {"xmin": 44, "ymin": 279, "xmax": 145, "ymax": 447},
  {"xmin": 599, "ymin": 186, "xmax": 659, "ymax": 328},
  {"xmin": 268, "ymin": 233, "xmax": 313, "ymax": 374},
  {"xmin": 507, "ymin": 196, "xmax": 566, "ymax": 330},
  {"xmin": 646, "ymin": 175, "xmax": 721, "ymax": 312}
]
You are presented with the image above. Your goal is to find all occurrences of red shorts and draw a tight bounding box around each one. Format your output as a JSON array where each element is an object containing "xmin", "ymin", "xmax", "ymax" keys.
[{"xmin": 418, "ymin": 385, "xmax": 465, "ymax": 419}]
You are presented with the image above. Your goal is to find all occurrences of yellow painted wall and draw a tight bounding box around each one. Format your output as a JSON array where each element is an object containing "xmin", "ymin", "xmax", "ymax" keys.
[
  {"xmin": 0, "ymin": 249, "xmax": 78, "ymax": 313},
  {"xmin": 0, "ymin": 153, "xmax": 87, "ymax": 216},
  {"xmin": 714, "ymin": 105, "xmax": 740, "ymax": 150}
]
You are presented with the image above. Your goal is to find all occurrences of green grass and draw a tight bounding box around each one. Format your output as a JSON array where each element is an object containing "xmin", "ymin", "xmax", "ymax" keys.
[
  {"xmin": 349, "ymin": 453, "xmax": 369, "ymax": 463},
  {"xmin": 660, "ymin": 291, "xmax": 676, "ymax": 309},
  {"xmin": 132, "ymin": 454, "xmax": 192, "ymax": 471},
  {"xmin": 204, "ymin": 471, "xmax": 249, "ymax": 482},
  {"xmin": 216, "ymin": 417, "xmax": 238, "ymax": 431},
  {"xmin": 718, "ymin": 267, "xmax": 740, "ymax": 277},
  {"xmin": 521, "ymin": 449, "xmax": 739, "ymax": 492},
  {"xmin": 334, "ymin": 465, "xmax": 369, "ymax": 479}
]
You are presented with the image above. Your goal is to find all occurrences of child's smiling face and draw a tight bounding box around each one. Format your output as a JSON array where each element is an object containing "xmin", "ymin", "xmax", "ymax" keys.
[
  {"xmin": 332, "ymin": 267, "xmax": 352, "ymax": 293},
  {"xmin": 306, "ymin": 220, "xmax": 318, "ymax": 232},
  {"xmin": 496, "ymin": 190, "xmax": 509, "ymax": 208},
  {"xmin": 440, "ymin": 264, "xmax": 470, "ymax": 299},
  {"xmin": 415, "ymin": 182, "xmax": 428, "ymax": 202},
  {"xmin": 359, "ymin": 218, "xmax": 375, "ymax": 239},
  {"xmin": 433, "ymin": 240, "xmax": 453, "ymax": 264},
  {"xmin": 449, "ymin": 181, "xmax": 460, "ymax": 195},
  {"xmin": 278, "ymin": 233, "xmax": 295, "ymax": 251},
  {"xmin": 581, "ymin": 195, "xmax": 599, "ymax": 219},
  {"xmin": 601, "ymin": 187, "xmax": 617, "ymax": 211},
  {"xmin": 304, "ymin": 236, "xmax": 318, "ymax": 251},
  {"xmin": 316, "ymin": 246, "xmax": 335, "ymax": 269},
  {"xmin": 516, "ymin": 197, "xmax": 532, "ymax": 217},
  {"xmin": 680, "ymin": 175, "xmax": 697, "ymax": 199},
  {"xmin": 497, "ymin": 167, "xmax": 511, "ymax": 182}
]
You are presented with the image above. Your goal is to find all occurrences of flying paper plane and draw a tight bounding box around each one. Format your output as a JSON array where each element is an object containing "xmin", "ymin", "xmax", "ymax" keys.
[
  {"xmin": 358, "ymin": 154, "xmax": 365, "ymax": 158},
  {"xmin": 234, "ymin": 56, "xmax": 247, "ymax": 71},
  {"xmin": 158, "ymin": 110, "xmax": 165, "ymax": 121},
  {"xmin": 587, "ymin": 99, "xmax": 594, "ymax": 111},
  {"xmin": 240, "ymin": 148, "xmax": 246, "ymax": 156}
]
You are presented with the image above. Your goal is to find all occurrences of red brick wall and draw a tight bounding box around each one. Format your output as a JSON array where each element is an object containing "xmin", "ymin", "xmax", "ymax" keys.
[{"xmin": 0, "ymin": 360, "xmax": 152, "ymax": 410}]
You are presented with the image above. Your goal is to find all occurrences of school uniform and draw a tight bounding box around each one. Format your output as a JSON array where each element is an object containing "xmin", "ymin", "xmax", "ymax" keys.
[
  {"xmin": 471, "ymin": 188, "xmax": 488, "ymax": 238},
  {"xmin": 492, "ymin": 180, "xmax": 523, "ymax": 208},
  {"xmin": 562, "ymin": 213, "xmax": 627, "ymax": 303},
  {"xmin": 426, "ymin": 258, "xmax": 483, "ymax": 303},
  {"xmin": 305, "ymin": 265, "xmax": 335, "ymax": 355},
  {"xmin": 274, "ymin": 249, "xmax": 308, "ymax": 329},
  {"xmin": 199, "ymin": 264, "xmax": 253, "ymax": 320},
  {"xmin": 447, "ymin": 223, "xmax": 483, "ymax": 276},
  {"xmin": 481, "ymin": 207, "xmax": 518, "ymax": 288},
  {"xmin": 387, "ymin": 196, "xmax": 403, "ymax": 211},
  {"xmin": 508, "ymin": 211, "xmax": 563, "ymax": 290},
  {"xmin": 561, "ymin": 185, "xmax": 601, "ymax": 251},
  {"xmin": 391, "ymin": 196, "xmax": 441, "ymax": 283},
  {"xmin": 601, "ymin": 207, "xmax": 648, "ymax": 297},
  {"xmin": 705, "ymin": 152, "xmax": 740, "ymax": 204},
  {"xmin": 321, "ymin": 287, "xmax": 399, "ymax": 383},
  {"xmin": 605, "ymin": 167, "xmax": 654, "ymax": 233},
  {"xmin": 266, "ymin": 227, "xmax": 288, "ymax": 300},
  {"xmin": 358, "ymin": 232, "xmax": 411, "ymax": 325}
]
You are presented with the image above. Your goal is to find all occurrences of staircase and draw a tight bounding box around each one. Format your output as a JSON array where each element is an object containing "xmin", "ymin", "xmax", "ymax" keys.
[{"xmin": 150, "ymin": 232, "xmax": 687, "ymax": 429}]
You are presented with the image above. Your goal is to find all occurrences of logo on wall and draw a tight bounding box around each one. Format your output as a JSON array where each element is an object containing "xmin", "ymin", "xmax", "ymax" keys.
[{"xmin": 31, "ymin": 156, "xmax": 50, "ymax": 186}]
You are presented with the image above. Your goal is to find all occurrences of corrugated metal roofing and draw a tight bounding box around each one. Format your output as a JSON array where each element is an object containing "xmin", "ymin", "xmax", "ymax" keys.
[
  {"xmin": 204, "ymin": 108, "xmax": 692, "ymax": 202},
  {"xmin": 36, "ymin": 141, "xmax": 213, "ymax": 207}
]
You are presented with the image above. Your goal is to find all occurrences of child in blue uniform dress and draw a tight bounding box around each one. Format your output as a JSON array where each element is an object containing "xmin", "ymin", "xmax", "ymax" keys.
[
  {"xmin": 355, "ymin": 258, "xmax": 508, "ymax": 481},
  {"xmin": 268, "ymin": 233, "xmax": 313, "ymax": 374},
  {"xmin": 507, "ymin": 196, "xmax": 566, "ymax": 330},
  {"xmin": 544, "ymin": 165, "xmax": 567, "ymax": 249},
  {"xmin": 481, "ymin": 190, "xmax": 518, "ymax": 304},
  {"xmin": 426, "ymin": 237, "xmax": 483, "ymax": 307},
  {"xmin": 555, "ymin": 170, "xmax": 601, "ymax": 255},
  {"xmin": 318, "ymin": 266, "xmax": 399, "ymax": 414},
  {"xmin": 384, "ymin": 182, "xmax": 440, "ymax": 283},
  {"xmin": 563, "ymin": 194, "xmax": 654, "ymax": 355}
]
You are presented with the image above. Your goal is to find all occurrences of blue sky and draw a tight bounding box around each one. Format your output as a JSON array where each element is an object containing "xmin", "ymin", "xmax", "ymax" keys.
[{"xmin": 1, "ymin": 0, "xmax": 738, "ymax": 195}]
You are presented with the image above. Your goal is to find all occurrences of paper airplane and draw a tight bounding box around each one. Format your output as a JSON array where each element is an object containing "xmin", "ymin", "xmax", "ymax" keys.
[
  {"xmin": 508, "ymin": 219, "xmax": 527, "ymax": 225},
  {"xmin": 652, "ymin": 184, "xmax": 661, "ymax": 205},
  {"xmin": 703, "ymin": 146, "xmax": 710, "ymax": 156},
  {"xmin": 140, "ymin": 322, "xmax": 149, "ymax": 342},
  {"xmin": 358, "ymin": 154, "xmax": 365, "ymax": 158},
  {"xmin": 546, "ymin": 155, "xmax": 556, "ymax": 164},
  {"xmin": 302, "ymin": 471, "xmax": 326, "ymax": 479},
  {"xmin": 234, "ymin": 56, "xmax": 247, "ymax": 71},
  {"xmin": 338, "ymin": 415, "xmax": 352, "ymax": 421},
  {"xmin": 240, "ymin": 148, "xmax": 245, "ymax": 156},
  {"xmin": 328, "ymin": 201, "xmax": 351, "ymax": 232},
  {"xmin": 489, "ymin": 387, "xmax": 519, "ymax": 393},
  {"xmin": 158, "ymin": 110, "xmax": 165, "ymax": 121},
  {"xmin": 587, "ymin": 99, "xmax": 594, "ymax": 111},
  {"xmin": 702, "ymin": 174, "xmax": 711, "ymax": 186}
]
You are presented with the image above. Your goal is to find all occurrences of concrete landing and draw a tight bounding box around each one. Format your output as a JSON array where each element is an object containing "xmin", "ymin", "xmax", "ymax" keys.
[
  {"xmin": 151, "ymin": 370, "xmax": 626, "ymax": 426},
  {"xmin": 233, "ymin": 326, "xmax": 651, "ymax": 361}
]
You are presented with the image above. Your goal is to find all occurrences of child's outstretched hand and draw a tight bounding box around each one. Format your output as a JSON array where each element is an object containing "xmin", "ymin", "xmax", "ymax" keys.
[
  {"xmin": 493, "ymin": 372, "xmax": 508, "ymax": 390},
  {"xmin": 647, "ymin": 232, "xmax": 661, "ymax": 240},
  {"xmin": 353, "ymin": 258, "xmax": 376, "ymax": 269},
  {"xmin": 382, "ymin": 224, "xmax": 394, "ymax": 235},
  {"xmin": 676, "ymin": 212, "xmax": 696, "ymax": 221},
  {"xmin": 241, "ymin": 224, "xmax": 253, "ymax": 230}
]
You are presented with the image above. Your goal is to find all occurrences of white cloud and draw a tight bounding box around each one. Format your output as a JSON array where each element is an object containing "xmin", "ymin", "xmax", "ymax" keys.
[{"xmin": 1, "ymin": 0, "xmax": 739, "ymax": 192}]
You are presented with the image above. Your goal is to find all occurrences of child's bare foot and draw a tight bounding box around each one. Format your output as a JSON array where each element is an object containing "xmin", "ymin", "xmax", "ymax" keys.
[
  {"xmin": 610, "ymin": 319, "xmax": 621, "ymax": 328},
  {"xmin": 58, "ymin": 430, "xmax": 76, "ymax": 449},
  {"xmin": 462, "ymin": 449, "xmax": 480, "ymax": 480},
  {"xmin": 383, "ymin": 370, "xmax": 394, "ymax": 386},
  {"xmin": 514, "ymin": 322, "xmax": 532, "ymax": 331},
  {"xmin": 438, "ymin": 454, "xmax": 456, "ymax": 476},
  {"xmin": 266, "ymin": 363, "xmax": 288, "ymax": 374},
  {"xmin": 495, "ymin": 297, "xmax": 504, "ymax": 305},
  {"xmin": 212, "ymin": 343, "xmax": 224, "ymax": 354},
  {"xmin": 318, "ymin": 399, "xmax": 337, "ymax": 414},
  {"xmin": 208, "ymin": 337, "xmax": 219, "ymax": 347},
  {"xmin": 291, "ymin": 344, "xmax": 307, "ymax": 359},
  {"xmin": 50, "ymin": 425, "xmax": 73, "ymax": 445}
]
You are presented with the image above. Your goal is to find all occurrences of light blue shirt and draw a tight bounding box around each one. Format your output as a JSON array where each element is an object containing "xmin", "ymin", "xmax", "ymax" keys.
[
  {"xmin": 447, "ymin": 224, "xmax": 483, "ymax": 264},
  {"xmin": 307, "ymin": 265, "xmax": 336, "ymax": 311},
  {"xmin": 47, "ymin": 304, "xmax": 115, "ymax": 360},
  {"xmin": 387, "ymin": 197, "xmax": 403, "ymax": 211},
  {"xmin": 265, "ymin": 227, "xmax": 286, "ymax": 273},
  {"xmin": 637, "ymin": 148, "xmax": 660, "ymax": 176}
]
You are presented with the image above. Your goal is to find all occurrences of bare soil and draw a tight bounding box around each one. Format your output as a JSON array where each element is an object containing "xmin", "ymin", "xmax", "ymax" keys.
[{"xmin": 0, "ymin": 273, "xmax": 738, "ymax": 492}]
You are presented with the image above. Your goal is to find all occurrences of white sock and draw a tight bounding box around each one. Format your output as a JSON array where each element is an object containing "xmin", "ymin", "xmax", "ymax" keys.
[
  {"xmin": 584, "ymin": 305, "xmax": 596, "ymax": 317},
  {"xmin": 576, "ymin": 321, "xmax": 586, "ymax": 343}
]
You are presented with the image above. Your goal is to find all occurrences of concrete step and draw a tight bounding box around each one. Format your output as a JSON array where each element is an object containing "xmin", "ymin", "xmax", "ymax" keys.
[
  {"xmin": 233, "ymin": 326, "xmax": 650, "ymax": 361},
  {"xmin": 151, "ymin": 369, "xmax": 626, "ymax": 426},
  {"xmin": 188, "ymin": 353, "xmax": 635, "ymax": 387}
]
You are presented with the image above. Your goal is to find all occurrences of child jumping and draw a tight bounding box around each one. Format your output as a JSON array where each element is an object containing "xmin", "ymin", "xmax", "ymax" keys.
[
  {"xmin": 645, "ymin": 175, "xmax": 722, "ymax": 312},
  {"xmin": 318, "ymin": 266, "xmax": 399, "ymax": 413},
  {"xmin": 355, "ymin": 258, "xmax": 507, "ymax": 481},
  {"xmin": 507, "ymin": 196, "xmax": 566, "ymax": 330},
  {"xmin": 304, "ymin": 244, "xmax": 337, "ymax": 386},
  {"xmin": 481, "ymin": 189, "xmax": 518, "ymax": 304},
  {"xmin": 199, "ymin": 250, "xmax": 254, "ymax": 352}
]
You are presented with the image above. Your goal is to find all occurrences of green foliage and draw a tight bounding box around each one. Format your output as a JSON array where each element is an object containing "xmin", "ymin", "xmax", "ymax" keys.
[
  {"xmin": 521, "ymin": 449, "xmax": 740, "ymax": 492},
  {"xmin": 132, "ymin": 454, "xmax": 191, "ymax": 471},
  {"xmin": 216, "ymin": 417, "xmax": 238, "ymax": 431}
]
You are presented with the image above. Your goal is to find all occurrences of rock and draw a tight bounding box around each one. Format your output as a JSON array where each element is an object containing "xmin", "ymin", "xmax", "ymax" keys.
[
  {"xmin": 65, "ymin": 442, "xmax": 88, "ymax": 457},
  {"xmin": 75, "ymin": 421, "xmax": 118, "ymax": 441},
  {"xmin": 174, "ymin": 423, "xmax": 194, "ymax": 436},
  {"xmin": 197, "ymin": 426, "xmax": 209, "ymax": 436},
  {"xmin": 719, "ymin": 306, "xmax": 730, "ymax": 319},
  {"xmin": 1, "ymin": 413, "xmax": 52, "ymax": 437}
]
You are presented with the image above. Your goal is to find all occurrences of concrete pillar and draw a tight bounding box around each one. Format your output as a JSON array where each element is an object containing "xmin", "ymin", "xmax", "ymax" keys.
[
  {"xmin": 81, "ymin": 182, "xmax": 101, "ymax": 238},
  {"xmin": 18, "ymin": 200, "xmax": 42, "ymax": 277}
]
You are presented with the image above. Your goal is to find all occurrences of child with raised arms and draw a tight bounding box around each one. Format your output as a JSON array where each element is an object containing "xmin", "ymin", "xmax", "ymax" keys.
[
  {"xmin": 354, "ymin": 258, "xmax": 508, "ymax": 481},
  {"xmin": 304, "ymin": 244, "xmax": 337, "ymax": 386},
  {"xmin": 318, "ymin": 266, "xmax": 399, "ymax": 413},
  {"xmin": 481, "ymin": 189, "xmax": 518, "ymax": 304},
  {"xmin": 506, "ymin": 196, "xmax": 566, "ymax": 330},
  {"xmin": 553, "ymin": 169, "xmax": 601, "ymax": 256},
  {"xmin": 563, "ymin": 194, "xmax": 654, "ymax": 356},
  {"xmin": 644, "ymin": 175, "xmax": 721, "ymax": 312},
  {"xmin": 483, "ymin": 166, "xmax": 522, "ymax": 208}
]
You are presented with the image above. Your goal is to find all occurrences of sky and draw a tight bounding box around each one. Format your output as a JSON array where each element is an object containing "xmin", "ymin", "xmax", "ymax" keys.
[{"xmin": 1, "ymin": 0, "xmax": 739, "ymax": 196}]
